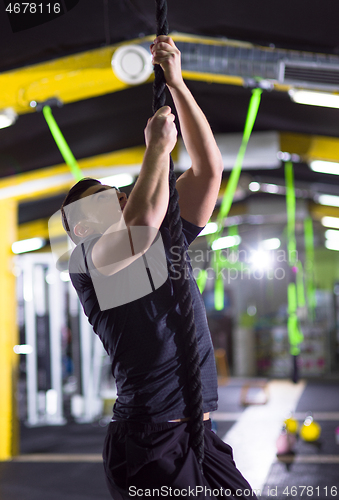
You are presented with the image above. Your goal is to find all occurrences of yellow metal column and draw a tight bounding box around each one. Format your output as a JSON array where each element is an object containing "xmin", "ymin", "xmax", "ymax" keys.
[{"xmin": 0, "ymin": 198, "xmax": 18, "ymax": 460}]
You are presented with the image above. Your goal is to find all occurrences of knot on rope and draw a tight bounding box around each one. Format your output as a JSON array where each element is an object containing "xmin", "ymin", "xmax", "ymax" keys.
[{"xmin": 153, "ymin": 0, "xmax": 205, "ymax": 469}]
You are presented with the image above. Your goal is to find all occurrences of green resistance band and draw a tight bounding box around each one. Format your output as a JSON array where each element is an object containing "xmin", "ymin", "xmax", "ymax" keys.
[
  {"xmin": 196, "ymin": 269, "xmax": 208, "ymax": 294},
  {"xmin": 285, "ymin": 161, "xmax": 304, "ymax": 354},
  {"xmin": 42, "ymin": 106, "xmax": 83, "ymax": 182},
  {"xmin": 287, "ymin": 282, "xmax": 304, "ymax": 355},
  {"xmin": 304, "ymin": 217, "xmax": 316, "ymax": 317},
  {"xmin": 212, "ymin": 225, "xmax": 241, "ymax": 310},
  {"xmin": 216, "ymin": 88, "xmax": 263, "ymax": 231},
  {"xmin": 197, "ymin": 89, "xmax": 263, "ymax": 299},
  {"xmin": 296, "ymin": 261, "xmax": 306, "ymax": 308},
  {"xmin": 285, "ymin": 161, "xmax": 297, "ymax": 266}
]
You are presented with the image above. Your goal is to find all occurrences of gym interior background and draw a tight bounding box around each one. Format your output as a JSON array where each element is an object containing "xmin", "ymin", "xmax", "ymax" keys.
[{"xmin": 0, "ymin": 1, "xmax": 339, "ymax": 498}]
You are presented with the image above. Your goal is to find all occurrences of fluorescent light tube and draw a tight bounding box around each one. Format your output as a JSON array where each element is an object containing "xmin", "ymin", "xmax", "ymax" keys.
[
  {"xmin": 211, "ymin": 235, "xmax": 241, "ymax": 250},
  {"xmin": 325, "ymin": 240, "xmax": 339, "ymax": 251},
  {"xmin": 98, "ymin": 173, "xmax": 134, "ymax": 188},
  {"xmin": 12, "ymin": 237, "xmax": 45, "ymax": 254},
  {"xmin": 321, "ymin": 216, "xmax": 339, "ymax": 229},
  {"xmin": 289, "ymin": 90, "xmax": 339, "ymax": 108},
  {"xmin": 261, "ymin": 238, "xmax": 281, "ymax": 250},
  {"xmin": 199, "ymin": 222, "xmax": 218, "ymax": 236},
  {"xmin": 317, "ymin": 194, "xmax": 339, "ymax": 207},
  {"xmin": 325, "ymin": 229, "xmax": 339, "ymax": 241},
  {"xmin": 13, "ymin": 344, "xmax": 33, "ymax": 354},
  {"xmin": 310, "ymin": 160, "xmax": 339, "ymax": 175}
]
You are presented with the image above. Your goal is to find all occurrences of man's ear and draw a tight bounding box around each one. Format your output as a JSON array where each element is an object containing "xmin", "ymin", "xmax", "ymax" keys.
[{"xmin": 74, "ymin": 221, "xmax": 94, "ymax": 239}]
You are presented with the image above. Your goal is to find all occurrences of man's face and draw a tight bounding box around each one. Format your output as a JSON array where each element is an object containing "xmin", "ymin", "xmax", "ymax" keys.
[{"xmin": 74, "ymin": 184, "xmax": 128, "ymax": 238}]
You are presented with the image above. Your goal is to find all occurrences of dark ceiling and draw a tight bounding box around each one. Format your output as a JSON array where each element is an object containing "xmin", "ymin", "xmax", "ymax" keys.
[{"xmin": 1, "ymin": 0, "xmax": 339, "ymax": 223}]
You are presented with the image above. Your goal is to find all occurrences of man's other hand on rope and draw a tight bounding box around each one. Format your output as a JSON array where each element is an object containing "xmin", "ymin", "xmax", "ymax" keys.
[{"xmin": 151, "ymin": 36, "xmax": 224, "ymax": 228}]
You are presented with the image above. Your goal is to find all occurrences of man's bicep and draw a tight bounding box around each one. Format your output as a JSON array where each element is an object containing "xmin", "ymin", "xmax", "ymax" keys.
[{"xmin": 176, "ymin": 167, "xmax": 222, "ymax": 227}]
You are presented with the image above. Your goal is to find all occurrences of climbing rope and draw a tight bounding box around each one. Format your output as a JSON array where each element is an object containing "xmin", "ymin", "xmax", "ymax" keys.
[{"xmin": 153, "ymin": 0, "xmax": 205, "ymax": 468}]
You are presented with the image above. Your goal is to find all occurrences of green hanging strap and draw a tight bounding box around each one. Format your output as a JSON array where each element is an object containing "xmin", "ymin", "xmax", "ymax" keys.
[
  {"xmin": 304, "ymin": 217, "xmax": 316, "ymax": 318},
  {"xmin": 196, "ymin": 269, "xmax": 208, "ymax": 294},
  {"xmin": 43, "ymin": 105, "xmax": 83, "ymax": 182},
  {"xmin": 285, "ymin": 161, "xmax": 304, "ymax": 357},
  {"xmin": 287, "ymin": 282, "xmax": 304, "ymax": 355},
  {"xmin": 216, "ymin": 88, "xmax": 262, "ymax": 231},
  {"xmin": 285, "ymin": 161, "xmax": 297, "ymax": 266},
  {"xmin": 198, "ymin": 89, "xmax": 263, "ymax": 296},
  {"xmin": 296, "ymin": 261, "xmax": 306, "ymax": 308}
]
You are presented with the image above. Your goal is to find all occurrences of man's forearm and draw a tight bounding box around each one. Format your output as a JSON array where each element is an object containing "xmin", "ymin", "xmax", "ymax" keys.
[{"xmin": 122, "ymin": 146, "xmax": 170, "ymax": 230}]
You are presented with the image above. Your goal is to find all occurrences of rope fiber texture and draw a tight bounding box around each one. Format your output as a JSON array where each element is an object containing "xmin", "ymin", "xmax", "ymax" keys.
[{"xmin": 153, "ymin": 0, "xmax": 205, "ymax": 469}]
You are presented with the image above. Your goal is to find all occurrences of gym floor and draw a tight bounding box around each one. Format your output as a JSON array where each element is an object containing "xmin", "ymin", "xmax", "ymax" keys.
[{"xmin": 0, "ymin": 378, "xmax": 338, "ymax": 500}]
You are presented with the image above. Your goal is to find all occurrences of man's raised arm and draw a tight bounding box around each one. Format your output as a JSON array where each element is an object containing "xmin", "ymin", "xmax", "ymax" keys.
[
  {"xmin": 92, "ymin": 106, "xmax": 177, "ymax": 276},
  {"xmin": 151, "ymin": 36, "xmax": 223, "ymax": 227}
]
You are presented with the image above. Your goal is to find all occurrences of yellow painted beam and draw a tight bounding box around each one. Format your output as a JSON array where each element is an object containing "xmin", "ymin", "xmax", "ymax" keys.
[
  {"xmin": 1, "ymin": 129, "xmax": 339, "ymax": 206},
  {"xmin": 309, "ymin": 202, "xmax": 339, "ymax": 220},
  {"xmin": 18, "ymin": 219, "xmax": 49, "ymax": 241},
  {"xmin": 280, "ymin": 132, "xmax": 339, "ymax": 162},
  {"xmin": 280, "ymin": 132, "xmax": 313, "ymax": 158},
  {"xmin": 307, "ymin": 136, "xmax": 339, "ymax": 162},
  {"xmin": 0, "ymin": 141, "xmax": 182, "ymax": 203},
  {"xmin": 182, "ymin": 71, "xmax": 244, "ymax": 87},
  {"xmin": 0, "ymin": 199, "xmax": 18, "ymax": 460},
  {"xmin": 0, "ymin": 36, "xmax": 156, "ymax": 114},
  {"xmin": 0, "ymin": 31, "xmax": 304, "ymax": 116},
  {"xmin": 0, "ymin": 146, "xmax": 146, "ymax": 202}
]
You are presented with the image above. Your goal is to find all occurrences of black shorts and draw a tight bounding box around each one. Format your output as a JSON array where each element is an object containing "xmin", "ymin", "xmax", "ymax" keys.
[{"xmin": 102, "ymin": 419, "xmax": 257, "ymax": 499}]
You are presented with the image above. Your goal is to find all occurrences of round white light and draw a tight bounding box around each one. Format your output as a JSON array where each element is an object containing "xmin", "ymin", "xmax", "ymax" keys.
[
  {"xmin": 249, "ymin": 182, "xmax": 260, "ymax": 192},
  {"xmin": 112, "ymin": 45, "xmax": 153, "ymax": 85}
]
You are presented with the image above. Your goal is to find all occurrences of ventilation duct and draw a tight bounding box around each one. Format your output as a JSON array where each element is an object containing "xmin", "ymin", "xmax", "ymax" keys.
[{"xmin": 140, "ymin": 36, "xmax": 339, "ymax": 92}]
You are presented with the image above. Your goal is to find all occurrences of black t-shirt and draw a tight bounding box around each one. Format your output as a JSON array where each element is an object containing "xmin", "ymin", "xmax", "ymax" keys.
[{"xmin": 69, "ymin": 216, "xmax": 218, "ymax": 422}]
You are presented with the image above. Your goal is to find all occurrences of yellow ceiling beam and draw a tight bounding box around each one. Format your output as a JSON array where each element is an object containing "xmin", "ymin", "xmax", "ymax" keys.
[
  {"xmin": 0, "ymin": 32, "xmax": 300, "ymax": 116},
  {"xmin": 18, "ymin": 218, "xmax": 50, "ymax": 241},
  {"xmin": 280, "ymin": 132, "xmax": 339, "ymax": 162},
  {"xmin": 309, "ymin": 203, "xmax": 339, "ymax": 220},
  {"xmin": 2, "ymin": 130, "xmax": 339, "ymax": 205},
  {"xmin": 0, "ymin": 36, "xmax": 156, "ymax": 114},
  {"xmin": 0, "ymin": 146, "xmax": 146, "ymax": 202},
  {"xmin": 307, "ymin": 136, "xmax": 339, "ymax": 162}
]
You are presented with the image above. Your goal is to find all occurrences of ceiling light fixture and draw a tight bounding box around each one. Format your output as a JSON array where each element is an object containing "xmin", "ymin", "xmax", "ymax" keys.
[
  {"xmin": 0, "ymin": 108, "xmax": 17, "ymax": 129},
  {"xmin": 325, "ymin": 240, "xmax": 339, "ymax": 251},
  {"xmin": 12, "ymin": 237, "xmax": 45, "ymax": 254},
  {"xmin": 211, "ymin": 235, "xmax": 241, "ymax": 250},
  {"xmin": 261, "ymin": 238, "xmax": 281, "ymax": 250},
  {"xmin": 325, "ymin": 229, "xmax": 339, "ymax": 241},
  {"xmin": 261, "ymin": 183, "xmax": 280, "ymax": 194},
  {"xmin": 98, "ymin": 173, "xmax": 134, "ymax": 188},
  {"xmin": 249, "ymin": 250, "xmax": 272, "ymax": 270},
  {"xmin": 199, "ymin": 222, "xmax": 218, "ymax": 236},
  {"xmin": 321, "ymin": 216, "xmax": 339, "ymax": 229},
  {"xmin": 317, "ymin": 194, "xmax": 339, "ymax": 207},
  {"xmin": 289, "ymin": 89, "xmax": 339, "ymax": 109},
  {"xmin": 13, "ymin": 344, "xmax": 33, "ymax": 355},
  {"xmin": 310, "ymin": 160, "xmax": 339, "ymax": 175},
  {"xmin": 249, "ymin": 181, "xmax": 260, "ymax": 192}
]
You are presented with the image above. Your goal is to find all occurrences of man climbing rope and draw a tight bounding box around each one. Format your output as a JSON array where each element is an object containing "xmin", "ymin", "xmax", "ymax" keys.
[{"xmin": 61, "ymin": 36, "xmax": 257, "ymax": 499}]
